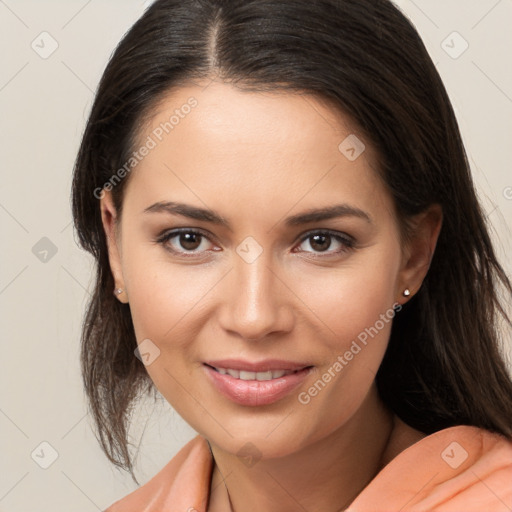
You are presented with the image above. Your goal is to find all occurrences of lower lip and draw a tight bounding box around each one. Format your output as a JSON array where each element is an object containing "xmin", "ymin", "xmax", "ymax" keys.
[{"xmin": 204, "ymin": 365, "xmax": 312, "ymax": 406}]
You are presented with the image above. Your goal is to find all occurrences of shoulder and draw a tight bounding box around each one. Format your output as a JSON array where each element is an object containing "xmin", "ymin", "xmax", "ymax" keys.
[
  {"xmin": 348, "ymin": 421, "xmax": 512, "ymax": 511},
  {"xmin": 104, "ymin": 435, "xmax": 212, "ymax": 512}
]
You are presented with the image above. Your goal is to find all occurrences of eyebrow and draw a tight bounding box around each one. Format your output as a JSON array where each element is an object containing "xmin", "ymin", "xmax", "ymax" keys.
[{"xmin": 143, "ymin": 201, "xmax": 372, "ymax": 228}]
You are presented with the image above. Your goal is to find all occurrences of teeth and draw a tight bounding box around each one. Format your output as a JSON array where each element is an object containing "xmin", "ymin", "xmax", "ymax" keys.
[
  {"xmin": 256, "ymin": 371, "xmax": 273, "ymax": 381},
  {"xmin": 214, "ymin": 367, "xmax": 296, "ymax": 380}
]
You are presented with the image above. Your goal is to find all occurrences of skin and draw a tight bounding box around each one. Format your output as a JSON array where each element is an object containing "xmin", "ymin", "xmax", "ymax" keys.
[{"xmin": 101, "ymin": 81, "xmax": 442, "ymax": 511}]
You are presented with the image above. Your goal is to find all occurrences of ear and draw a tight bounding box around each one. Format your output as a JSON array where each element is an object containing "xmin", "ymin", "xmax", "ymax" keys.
[
  {"xmin": 100, "ymin": 190, "xmax": 129, "ymax": 304},
  {"xmin": 396, "ymin": 204, "xmax": 443, "ymax": 304}
]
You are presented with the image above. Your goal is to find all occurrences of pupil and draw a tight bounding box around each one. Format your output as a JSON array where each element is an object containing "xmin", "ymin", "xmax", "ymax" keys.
[
  {"xmin": 311, "ymin": 234, "xmax": 330, "ymax": 252},
  {"xmin": 180, "ymin": 233, "xmax": 201, "ymax": 250}
]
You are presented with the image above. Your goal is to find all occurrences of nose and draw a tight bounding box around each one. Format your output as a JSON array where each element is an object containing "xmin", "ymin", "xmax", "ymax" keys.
[{"xmin": 217, "ymin": 252, "xmax": 295, "ymax": 342}]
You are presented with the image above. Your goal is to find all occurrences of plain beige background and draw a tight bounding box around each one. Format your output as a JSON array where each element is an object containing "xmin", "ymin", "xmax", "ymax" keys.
[{"xmin": 1, "ymin": 1, "xmax": 511, "ymax": 510}]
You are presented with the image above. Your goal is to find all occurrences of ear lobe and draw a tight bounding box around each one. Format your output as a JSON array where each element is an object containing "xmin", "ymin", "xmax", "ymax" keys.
[
  {"xmin": 397, "ymin": 204, "xmax": 443, "ymax": 302},
  {"xmin": 100, "ymin": 191, "xmax": 128, "ymax": 303}
]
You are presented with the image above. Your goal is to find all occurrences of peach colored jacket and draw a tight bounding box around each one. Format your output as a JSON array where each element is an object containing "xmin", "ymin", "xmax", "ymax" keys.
[{"xmin": 105, "ymin": 425, "xmax": 512, "ymax": 511}]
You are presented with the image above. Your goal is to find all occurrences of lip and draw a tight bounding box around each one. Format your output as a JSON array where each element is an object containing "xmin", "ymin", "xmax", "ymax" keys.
[
  {"xmin": 204, "ymin": 358, "xmax": 311, "ymax": 372},
  {"xmin": 203, "ymin": 359, "xmax": 313, "ymax": 406}
]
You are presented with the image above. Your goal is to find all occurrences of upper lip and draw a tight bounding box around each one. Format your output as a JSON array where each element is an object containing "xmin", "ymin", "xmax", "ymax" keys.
[{"xmin": 204, "ymin": 359, "xmax": 312, "ymax": 372}]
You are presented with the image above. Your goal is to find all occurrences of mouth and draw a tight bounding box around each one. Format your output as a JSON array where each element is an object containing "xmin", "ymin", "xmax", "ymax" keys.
[
  {"xmin": 203, "ymin": 360, "xmax": 314, "ymax": 406},
  {"xmin": 206, "ymin": 365, "xmax": 308, "ymax": 380}
]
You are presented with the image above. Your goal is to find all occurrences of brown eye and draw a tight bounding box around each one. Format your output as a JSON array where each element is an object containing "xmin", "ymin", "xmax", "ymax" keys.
[
  {"xmin": 179, "ymin": 232, "xmax": 202, "ymax": 251},
  {"xmin": 309, "ymin": 234, "xmax": 332, "ymax": 252},
  {"xmin": 157, "ymin": 229, "xmax": 216, "ymax": 256},
  {"xmin": 295, "ymin": 230, "xmax": 355, "ymax": 256}
]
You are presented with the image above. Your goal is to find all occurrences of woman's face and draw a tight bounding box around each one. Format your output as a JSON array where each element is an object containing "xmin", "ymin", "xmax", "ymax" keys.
[{"xmin": 102, "ymin": 81, "xmax": 425, "ymax": 459}]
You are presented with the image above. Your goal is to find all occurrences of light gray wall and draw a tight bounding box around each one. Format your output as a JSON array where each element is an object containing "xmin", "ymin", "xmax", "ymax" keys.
[{"xmin": 1, "ymin": 1, "xmax": 511, "ymax": 510}]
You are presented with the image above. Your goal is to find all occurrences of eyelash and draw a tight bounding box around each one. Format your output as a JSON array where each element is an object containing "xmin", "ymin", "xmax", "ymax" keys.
[{"xmin": 155, "ymin": 228, "xmax": 356, "ymax": 259}]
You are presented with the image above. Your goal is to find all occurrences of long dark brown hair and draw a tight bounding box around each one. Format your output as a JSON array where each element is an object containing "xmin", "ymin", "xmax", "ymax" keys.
[{"xmin": 71, "ymin": 0, "xmax": 512, "ymax": 482}]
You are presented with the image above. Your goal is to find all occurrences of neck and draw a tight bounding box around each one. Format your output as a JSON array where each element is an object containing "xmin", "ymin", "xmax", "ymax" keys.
[{"xmin": 208, "ymin": 385, "xmax": 395, "ymax": 512}]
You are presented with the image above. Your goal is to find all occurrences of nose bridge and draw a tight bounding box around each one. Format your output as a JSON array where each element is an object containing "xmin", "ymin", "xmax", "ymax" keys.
[{"xmin": 219, "ymin": 247, "xmax": 293, "ymax": 340}]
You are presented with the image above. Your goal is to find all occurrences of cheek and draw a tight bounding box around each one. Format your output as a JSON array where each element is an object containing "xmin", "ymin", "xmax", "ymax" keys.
[
  {"xmin": 121, "ymin": 241, "xmax": 220, "ymax": 341},
  {"xmin": 121, "ymin": 248, "xmax": 217, "ymax": 403},
  {"xmin": 295, "ymin": 247, "xmax": 400, "ymax": 352},
  {"xmin": 292, "ymin": 287, "xmax": 397, "ymax": 441},
  {"xmin": 290, "ymin": 241, "xmax": 401, "ymax": 416}
]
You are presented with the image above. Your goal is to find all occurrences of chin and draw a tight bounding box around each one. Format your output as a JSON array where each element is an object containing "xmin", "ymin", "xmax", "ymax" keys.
[{"xmin": 198, "ymin": 411, "xmax": 337, "ymax": 462}]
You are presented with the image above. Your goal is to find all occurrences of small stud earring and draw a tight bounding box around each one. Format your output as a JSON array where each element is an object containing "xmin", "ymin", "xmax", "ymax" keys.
[
  {"xmin": 114, "ymin": 288, "xmax": 124, "ymax": 296},
  {"xmin": 403, "ymin": 288, "xmax": 411, "ymax": 297}
]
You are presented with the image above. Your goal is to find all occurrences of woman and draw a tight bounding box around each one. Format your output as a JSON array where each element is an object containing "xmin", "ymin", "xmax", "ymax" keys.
[{"xmin": 71, "ymin": 0, "xmax": 512, "ymax": 510}]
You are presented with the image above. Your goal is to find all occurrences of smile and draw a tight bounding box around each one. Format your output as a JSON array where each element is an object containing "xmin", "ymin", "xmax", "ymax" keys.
[
  {"xmin": 210, "ymin": 367, "xmax": 301, "ymax": 381},
  {"xmin": 203, "ymin": 360, "xmax": 313, "ymax": 406}
]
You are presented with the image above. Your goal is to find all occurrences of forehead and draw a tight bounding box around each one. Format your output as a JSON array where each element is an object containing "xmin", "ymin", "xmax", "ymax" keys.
[
  {"xmin": 124, "ymin": 81, "xmax": 395, "ymax": 224},
  {"xmin": 140, "ymin": 81, "xmax": 363, "ymax": 160}
]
